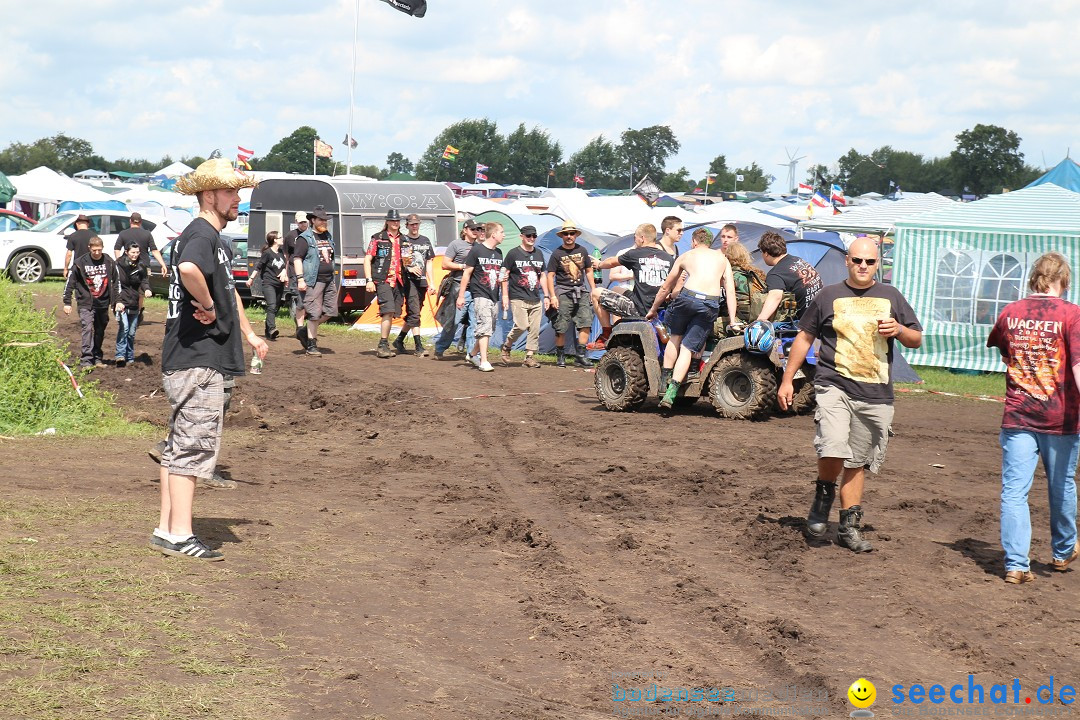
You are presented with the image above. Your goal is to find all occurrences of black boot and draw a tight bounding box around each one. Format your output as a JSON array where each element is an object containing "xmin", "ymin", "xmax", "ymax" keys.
[
  {"xmin": 393, "ymin": 332, "xmax": 407, "ymax": 355},
  {"xmin": 556, "ymin": 348, "xmax": 566, "ymax": 368},
  {"xmin": 837, "ymin": 505, "xmax": 873, "ymax": 553},
  {"xmin": 413, "ymin": 336, "xmax": 427, "ymax": 357},
  {"xmin": 305, "ymin": 338, "xmax": 321, "ymax": 356},
  {"xmin": 659, "ymin": 367, "xmax": 673, "ymax": 396},
  {"xmin": 296, "ymin": 324, "xmax": 309, "ymax": 349},
  {"xmin": 806, "ymin": 480, "xmax": 836, "ymax": 538},
  {"xmin": 576, "ymin": 351, "xmax": 593, "ymax": 368}
]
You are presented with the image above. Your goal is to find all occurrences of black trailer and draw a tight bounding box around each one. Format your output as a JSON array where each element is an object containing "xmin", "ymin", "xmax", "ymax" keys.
[{"xmin": 246, "ymin": 178, "xmax": 457, "ymax": 314}]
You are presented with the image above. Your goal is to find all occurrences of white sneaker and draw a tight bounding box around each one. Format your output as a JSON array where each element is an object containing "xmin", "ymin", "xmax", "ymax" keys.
[
  {"xmin": 468, "ymin": 353, "xmax": 481, "ymax": 368},
  {"xmin": 478, "ymin": 361, "xmax": 495, "ymax": 372}
]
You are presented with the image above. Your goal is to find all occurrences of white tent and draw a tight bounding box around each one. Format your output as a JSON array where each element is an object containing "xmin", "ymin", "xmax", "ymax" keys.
[
  {"xmin": 155, "ymin": 161, "xmax": 195, "ymax": 178},
  {"xmin": 799, "ymin": 193, "xmax": 957, "ymax": 235},
  {"xmin": 7, "ymin": 167, "xmax": 122, "ymax": 217},
  {"xmin": 74, "ymin": 169, "xmax": 108, "ymax": 178},
  {"xmin": 691, "ymin": 200, "xmax": 795, "ymax": 229}
]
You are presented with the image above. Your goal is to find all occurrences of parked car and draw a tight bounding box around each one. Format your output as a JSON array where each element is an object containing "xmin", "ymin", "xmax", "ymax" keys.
[
  {"xmin": 0, "ymin": 209, "xmax": 180, "ymax": 283},
  {"xmin": 147, "ymin": 232, "xmax": 251, "ymax": 303},
  {"xmin": 0, "ymin": 209, "xmax": 34, "ymax": 233}
]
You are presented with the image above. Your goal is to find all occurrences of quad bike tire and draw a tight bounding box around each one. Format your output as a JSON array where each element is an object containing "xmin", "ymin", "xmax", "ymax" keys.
[
  {"xmin": 595, "ymin": 346, "xmax": 649, "ymax": 412},
  {"xmin": 709, "ymin": 352, "xmax": 777, "ymax": 420},
  {"xmin": 789, "ymin": 365, "xmax": 816, "ymax": 415}
]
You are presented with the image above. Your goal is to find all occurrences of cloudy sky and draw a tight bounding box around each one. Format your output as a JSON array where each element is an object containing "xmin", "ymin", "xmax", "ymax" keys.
[{"xmin": 3, "ymin": 0, "xmax": 1077, "ymax": 188}]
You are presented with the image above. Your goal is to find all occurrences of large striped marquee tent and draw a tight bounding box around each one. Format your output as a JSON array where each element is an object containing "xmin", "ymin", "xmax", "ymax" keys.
[{"xmin": 892, "ymin": 183, "xmax": 1080, "ymax": 370}]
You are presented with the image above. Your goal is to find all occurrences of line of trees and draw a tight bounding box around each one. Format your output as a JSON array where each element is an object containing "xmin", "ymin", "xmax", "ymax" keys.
[{"xmin": 0, "ymin": 123, "xmax": 1045, "ymax": 198}]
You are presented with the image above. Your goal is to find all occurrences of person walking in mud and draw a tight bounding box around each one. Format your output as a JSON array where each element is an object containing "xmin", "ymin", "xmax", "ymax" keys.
[
  {"xmin": 646, "ymin": 228, "xmax": 737, "ymax": 411},
  {"xmin": 777, "ymin": 236, "xmax": 921, "ymax": 553},
  {"xmin": 151, "ymin": 159, "xmax": 268, "ymax": 561}
]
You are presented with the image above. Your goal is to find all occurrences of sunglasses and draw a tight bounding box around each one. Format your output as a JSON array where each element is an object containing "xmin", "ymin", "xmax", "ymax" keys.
[
  {"xmin": 407, "ymin": 222, "xmax": 420, "ymax": 227},
  {"xmin": 522, "ymin": 233, "xmax": 537, "ymax": 238},
  {"xmin": 849, "ymin": 256, "xmax": 878, "ymax": 267}
]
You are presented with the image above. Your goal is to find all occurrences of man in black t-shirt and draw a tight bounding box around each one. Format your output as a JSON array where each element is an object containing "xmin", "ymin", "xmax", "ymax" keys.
[
  {"xmin": 152, "ymin": 159, "xmax": 267, "ymax": 562},
  {"xmin": 456, "ymin": 221, "xmax": 504, "ymax": 372},
  {"xmin": 114, "ymin": 212, "xmax": 167, "ymax": 275},
  {"xmin": 62, "ymin": 236, "xmax": 117, "ymax": 368},
  {"xmin": 395, "ymin": 213, "xmax": 436, "ymax": 357},
  {"xmin": 282, "ymin": 211, "xmax": 309, "ymax": 327},
  {"xmin": 544, "ymin": 221, "xmax": 596, "ymax": 368},
  {"xmin": 63, "ymin": 215, "xmax": 95, "ymax": 279},
  {"xmin": 756, "ymin": 231, "xmax": 822, "ymax": 322},
  {"xmin": 498, "ymin": 224, "xmax": 547, "ymax": 367},
  {"xmin": 588, "ymin": 222, "xmax": 673, "ymax": 350},
  {"xmin": 293, "ymin": 208, "xmax": 338, "ymax": 356}
]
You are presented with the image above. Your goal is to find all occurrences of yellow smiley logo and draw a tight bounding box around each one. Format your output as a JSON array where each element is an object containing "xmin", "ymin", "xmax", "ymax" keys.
[{"xmin": 848, "ymin": 678, "xmax": 876, "ymax": 709}]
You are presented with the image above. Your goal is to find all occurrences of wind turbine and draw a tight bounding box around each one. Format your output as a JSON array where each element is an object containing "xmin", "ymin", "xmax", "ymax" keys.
[{"xmin": 778, "ymin": 147, "xmax": 806, "ymax": 193}]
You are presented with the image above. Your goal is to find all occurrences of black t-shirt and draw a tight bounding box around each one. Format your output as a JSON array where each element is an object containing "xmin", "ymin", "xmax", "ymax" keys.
[
  {"xmin": 115, "ymin": 226, "xmax": 157, "ymax": 267},
  {"xmin": 798, "ymin": 281, "xmax": 922, "ymax": 404},
  {"xmin": 162, "ymin": 218, "xmax": 245, "ymax": 376},
  {"xmin": 255, "ymin": 249, "xmax": 287, "ymax": 288},
  {"xmin": 466, "ymin": 243, "xmax": 504, "ymax": 302},
  {"xmin": 619, "ymin": 245, "xmax": 674, "ymax": 315},
  {"xmin": 765, "ymin": 254, "xmax": 823, "ymax": 319},
  {"xmin": 501, "ymin": 246, "xmax": 546, "ymax": 302},
  {"xmin": 66, "ymin": 229, "xmax": 96, "ymax": 262},
  {"xmin": 547, "ymin": 243, "xmax": 592, "ymax": 295},
  {"xmin": 294, "ymin": 232, "xmax": 335, "ymax": 283},
  {"xmin": 401, "ymin": 234, "xmax": 435, "ymax": 286}
]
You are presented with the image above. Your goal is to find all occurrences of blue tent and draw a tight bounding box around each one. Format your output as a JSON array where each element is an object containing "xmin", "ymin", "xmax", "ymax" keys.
[
  {"xmin": 1025, "ymin": 158, "xmax": 1080, "ymax": 193},
  {"xmin": 57, "ymin": 199, "xmax": 128, "ymax": 213}
]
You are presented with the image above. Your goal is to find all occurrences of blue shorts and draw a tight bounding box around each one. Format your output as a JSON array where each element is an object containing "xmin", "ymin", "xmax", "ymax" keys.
[{"xmin": 665, "ymin": 290, "xmax": 719, "ymax": 353}]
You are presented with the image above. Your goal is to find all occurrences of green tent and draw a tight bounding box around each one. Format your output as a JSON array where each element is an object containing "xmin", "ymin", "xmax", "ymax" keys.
[
  {"xmin": 0, "ymin": 170, "xmax": 16, "ymax": 203},
  {"xmin": 892, "ymin": 184, "xmax": 1080, "ymax": 370},
  {"xmin": 463, "ymin": 210, "xmax": 523, "ymax": 251}
]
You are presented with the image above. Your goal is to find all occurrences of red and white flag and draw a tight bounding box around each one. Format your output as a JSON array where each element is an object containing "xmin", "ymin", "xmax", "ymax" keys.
[
  {"xmin": 573, "ymin": 174, "xmax": 585, "ymax": 185},
  {"xmin": 237, "ymin": 145, "xmax": 254, "ymax": 160},
  {"xmin": 797, "ymin": 182, "xmax": 812, "ymax": 196}
]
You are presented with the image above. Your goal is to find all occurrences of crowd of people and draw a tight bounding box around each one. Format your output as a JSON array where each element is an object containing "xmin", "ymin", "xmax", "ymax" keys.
[{"xmin": 55, "ymin": 159, "xmax": 1079, "ymax": 578}]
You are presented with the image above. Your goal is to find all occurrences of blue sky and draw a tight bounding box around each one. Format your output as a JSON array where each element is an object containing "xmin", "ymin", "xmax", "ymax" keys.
[{"xmin": 3, "ymin": 0, "xmax": 1077, "ymax": 187}]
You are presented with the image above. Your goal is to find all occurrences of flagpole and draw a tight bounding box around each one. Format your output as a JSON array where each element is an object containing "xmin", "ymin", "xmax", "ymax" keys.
[
  {"xmin": 313, "ymin": 140, "xmax": 316, "ymax": 175},
  {"xmin": 346, "ymin": 0, "xmax": 359, "ymax": 175}
]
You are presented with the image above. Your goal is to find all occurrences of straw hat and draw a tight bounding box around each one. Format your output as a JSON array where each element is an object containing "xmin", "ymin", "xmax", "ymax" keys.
[
  {"xmin": 558, "ymin": 220, "xmax": 582, "ymax": 237},
  {"xmin": 175, "ymin": 158, "xmax": 258, "ymax": 195}
]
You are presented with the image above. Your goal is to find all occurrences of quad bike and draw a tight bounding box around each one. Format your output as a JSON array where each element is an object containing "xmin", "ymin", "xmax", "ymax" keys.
[{"xmin": 593, "ymin": 318, "xmax": 816, "ymax": 419}]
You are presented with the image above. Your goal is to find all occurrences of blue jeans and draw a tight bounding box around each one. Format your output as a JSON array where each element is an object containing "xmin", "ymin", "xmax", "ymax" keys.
[
  {"xmin": 999, "ymin": 429, "xmax": 1079, "ymax": 571},
  {"xmin": 114, "ymin": 309, "xmax": 140, "ymax": 362},
  {"xmin": 434, "ymin": 290, "xmax": 474, "ymax": 354}
]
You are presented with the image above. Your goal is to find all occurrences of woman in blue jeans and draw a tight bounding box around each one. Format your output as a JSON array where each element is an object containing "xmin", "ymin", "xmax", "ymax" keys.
[
  {"xmin": 114, "ymin": 243, "xmax": 152, "ymax": 367},
  {"xmin": 987, "ymin": 252, "xmax": 1080, "ymax": 584}
]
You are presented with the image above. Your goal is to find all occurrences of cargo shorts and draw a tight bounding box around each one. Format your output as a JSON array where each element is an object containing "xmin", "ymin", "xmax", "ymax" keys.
[
  {"xmin": 161, "ymin": 367, "xmax": 226, "ymax": 481},
  {"xmin": 813, "ymin": 385, "xmax": 894, "ymax": 474}
]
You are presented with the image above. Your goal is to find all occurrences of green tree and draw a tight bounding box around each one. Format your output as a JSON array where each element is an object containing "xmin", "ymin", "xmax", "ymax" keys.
[
  {"xmin": 415, "ymin": 119, "xmax": 507, "ymax": 183},
  {"xmin": 701, "ymin": 154, "xmax": 734, "ymax": 192},
  {"xmin": 804, "ymin": 163, "xmax": 838, "ymax": 191},
  {"xmin": 505, "ymin": 123, "xmax": 562, "ymax": 186},
  {"xmin": 619, "ymin": 125, "xmax": 680, "ymax": 181},
  {"xmin": 950, "ymin": 124, "xmax": 1026, "ymax": 195},
  {"xmin": 659, "ymin": 167, "xmax": 692, "ymax": 193},
  {"xmin": 732, "ymin": 162, "xmax": 772, "ymax": 192},
  {"xmin": 385, "ymin": 152, "xmax": 414, "ymax": 175},
  {"xmin": 256, "ymin": 126, "xmax": 336, "ymax": 175},
  {"xmin": 180, "ymin": 154, "xmax": 207, "ymax": 170},
  {"xmin": 565, "ymin": 135, "xmax": 624, "ymax": 189},
  {"xmin": 0, "ymin": 133, "xmax": 102, "ymax": 176}
]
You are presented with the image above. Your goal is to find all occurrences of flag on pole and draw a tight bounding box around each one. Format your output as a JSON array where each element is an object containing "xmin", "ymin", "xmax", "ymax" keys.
[
  {"xmin": 811, "ymin": 190, "xmax": 829, "ymax": 207},
  {"xmin": 314, "ymin": 138, "xmax": 333, "ymax": 158},
  {"xmin": 237, "ymin": 146, "xmax": 253, "ymax": 161},
  {"xmin": 797, "ymin": 182, "xmax": 812, "ymax": 196},
  {"xmin": 475, "ymin": 163, "xmax": 490, "ymax": 182},
  {"xmin": 573, "ymin": 173, "xmax": 585, "ymax": 186},
  {"xmin": 379, "ymin": 0, "xmax": 427, "ymax": 18},
  {"xmin": 736, "ymin": 174, "xmax": 744, "ymax": 182},
  {"xmin": 445, "ymin": 145, "xmax": 460, "ymax": 155},
  {"xmin": 830, "ymin": 183, "xmax": 846, "ymax": 206},
  {"xmin": 475, "ymin": 171, "xmax": 488, "ymax": 182},
  {"xmin": 342, "ymin": 135, "xmax": 358, "ymax": 149},
  {"xmin": 236, "ymin": 157, "xmax": 252, "ymax": 170},
  {"xmin": 705, "ymin": 173, "xmax": 716, "ymax": 186}
]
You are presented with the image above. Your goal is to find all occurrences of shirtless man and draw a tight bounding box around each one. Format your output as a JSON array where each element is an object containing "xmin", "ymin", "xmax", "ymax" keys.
[{"xmin": 646, "ymin": 228, "xmax": 737, "ymax": 411}]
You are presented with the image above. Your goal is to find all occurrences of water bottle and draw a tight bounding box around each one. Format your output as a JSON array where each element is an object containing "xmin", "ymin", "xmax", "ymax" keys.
[
  {"xmin": 591, "ymin": 248, "xmax": 603, "ymax": 284},
  {"xmin": 250, "ymin": 355, "xmax": 263, "ymax": 375}
]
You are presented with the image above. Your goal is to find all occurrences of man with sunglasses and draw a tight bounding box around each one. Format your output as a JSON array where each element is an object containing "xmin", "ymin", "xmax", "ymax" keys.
[
  {"xmin": 777, "ymin": 236, "xmax": 922, "ymax": 553},
  {"xmin": 498, "ymin": 225, "xmax": 547, "ymax": 367},
  {"xmin": 756, "ymin": 231, "xmax": 822, "ymax": 323}
]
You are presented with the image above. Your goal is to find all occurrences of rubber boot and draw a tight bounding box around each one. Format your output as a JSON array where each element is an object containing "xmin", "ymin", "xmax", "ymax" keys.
[
  {"xmin": 837, "ymin": 505, "xmax": 873, "ymax": 553},
  {"xmin": 805, "ymin": 480, "xmax": 836, "ymax": 538},
  {"xmin": 658, "ymin": 380, "xmax": 679, "ymax": 410},
  {"xmin": 556, "ymin": 348, "xmax": 566, "ymax": 368}
]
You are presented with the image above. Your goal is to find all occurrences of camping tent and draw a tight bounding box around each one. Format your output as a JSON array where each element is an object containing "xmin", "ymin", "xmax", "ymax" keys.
[
  {"xmin": 74, "ymin": 169, "xmax": 108, "ymax": 178},
  {"xmin": 7, "ymin": 166, "xmax": 122, "ymax": 218},
  {"xmin": 799, "ymin": 193, "xmax": 957, "ymax": 235},
  {"xmin": 155, "ymin": 161, "xmax": 195, "ymax": 178},
  {"xmin": 1024, "ymin": 157, "xmax": 1080, "ymax": 193},
  {"xmin": 0, "ymin": 170, "xmax": 16, "ymax": 203},
  {"xmin": 892, "ymin": 183, "xmax": 1080, "ymax": 370}
]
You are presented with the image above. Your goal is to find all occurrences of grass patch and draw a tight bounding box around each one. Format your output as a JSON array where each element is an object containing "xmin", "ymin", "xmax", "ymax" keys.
[
  {"xmin": 0, "ymin": 277, "xmax": 150, "ymax": 437},
  {"xmin": 0, "ymin": 497, "xmax": 292, "ymax": 719},
  {"xmin": 902, "ymin": 365, "xmax": 1005, "ymax": 398}
]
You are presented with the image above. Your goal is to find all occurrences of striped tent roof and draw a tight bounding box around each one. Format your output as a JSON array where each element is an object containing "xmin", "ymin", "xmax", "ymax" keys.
[
  {"xmin": 895, "ymin": 183, "xmax": 1080, "ymax": 235},
  {"xmin": 799, "ymin": 192, "xmax": 956, "ymax": 234}
]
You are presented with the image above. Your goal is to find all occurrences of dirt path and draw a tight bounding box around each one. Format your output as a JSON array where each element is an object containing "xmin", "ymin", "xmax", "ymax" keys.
[{"xmin": 7, "ymin": 297, "xmax": 1079, "ymax": 718}]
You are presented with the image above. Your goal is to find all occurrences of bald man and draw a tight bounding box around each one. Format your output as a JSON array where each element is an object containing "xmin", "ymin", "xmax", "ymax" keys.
[{"xmin": 778, "ymin": 237, "xmax": 922, "ymax": 553}]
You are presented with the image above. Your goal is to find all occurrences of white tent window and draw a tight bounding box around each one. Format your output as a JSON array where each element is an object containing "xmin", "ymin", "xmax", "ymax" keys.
[
  {"xmin": 975, "ymin": 253, "xmax": 1024, "ymax": 325},
  {"xmin": 934, "ymin": 249, "xmax": 977, "ymax": 323}
]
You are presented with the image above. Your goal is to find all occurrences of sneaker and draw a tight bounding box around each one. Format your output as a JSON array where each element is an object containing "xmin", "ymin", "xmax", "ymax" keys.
[
  {"xmin": 1051, "ymin": 544, "xmax": 1079, "ymax": 572},
  {"xmin": 467, "ymin": 353, "xmax": 481, "ymax": 368},
  {"xmin": 202, "ymin": 473, "xmax": 237, "ymax": 490},
  {"xmin": 523, "ymin": 355, "xmax": 540, "ymax": 368},
  {"xmin": 499, "ymin": 347, "xmax": 512, "ymax": 366},
  {"xmin": 376, "ymin": 341, "xmax": 394, "ymax": 359},
  {"xmin": 296, "ymin": 325, "xmax": 309, "ymax": 349},
  {"xmin": 269, "ymin": 328, "xmax": 280, "ymax": 340},
  {"xmin": 149, "ymin": 529, "xmax": 170, "ymax": 550},
  {"xmin": 1004, "ymin": 570, "xmax": 1035, "ymax": 584},
  {"xmin": 393, "ymin": 337, "xmax": 407, "ymax": 355},
  {"xmin": 116, "ymin": 358, "xmax": 127, "ymax": 368},
  {"xmin": 148, "ymin": 440, "xmax": 167, "ymax": 465},
  {"xmin": 479, "ymin": 361, "xmax": 495, "ymax": 372},
  {"xmin": 434, "ymin": 350, "xmax": 446, "ymax": 360},
  {"xmin": 158, "ymin": 535, "xmax": 224, "ymax": 561},
  {"xmin": 94, "ymin": 360, "xmax": 108, "ymax": 368}
]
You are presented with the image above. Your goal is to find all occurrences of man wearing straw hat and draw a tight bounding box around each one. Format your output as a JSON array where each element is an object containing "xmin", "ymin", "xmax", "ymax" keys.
[
  {"xmin": 150, "ymin": 159, "xmax": 268, "ymax": 561},
  {"xmin": 545, "ymin": 220, "xmax": 597, "ymax": 368}
]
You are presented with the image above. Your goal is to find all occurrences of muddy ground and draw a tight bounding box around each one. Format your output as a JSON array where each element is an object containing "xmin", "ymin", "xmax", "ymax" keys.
[{"xmin": 6, "ymin": 297, "xmax": 1080, "ymax": 719}]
